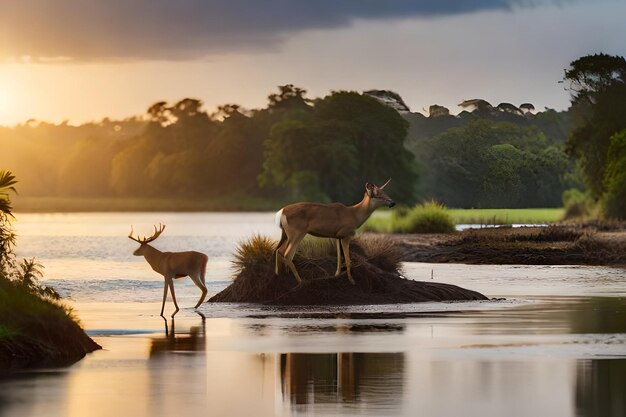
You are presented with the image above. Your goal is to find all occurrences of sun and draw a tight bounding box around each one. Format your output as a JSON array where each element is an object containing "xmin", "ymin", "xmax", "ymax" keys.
[{"xmin": 0, "ymin": 81, "xmax": 20, "ymax": 127}]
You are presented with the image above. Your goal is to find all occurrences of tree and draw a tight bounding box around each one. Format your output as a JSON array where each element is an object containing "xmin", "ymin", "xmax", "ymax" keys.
[
  {"xmin": 0, "ymin": 171, "xmax": 17, "ymax": 272},
  {"xmin": 602, "ymin": 129, "xmax": 626, "ymax": 219},
  {"xmin": 261, "ymin": 91, "xmax": 417, "ymax": 203},
  {"xmin": 497, "ymin": 103, "xmax": 523, "ymax": 116},
  {"xmin": 480, "ymin": 144, "xmax": 524, "ymax": 207},
  {"xmin": 563, "ymin": 53, "xmax": 626, "ymax": 104},
  {"xmin": 428, "ymin": 105, "xmax": 450, "ymax": 118},
  {"xmin": 314, "ymin": 91, "xmax": 417, "ymax": 203},
  {"xmin": 564, "ymin": 54, "xmax": 626, "ymax": 199},
  {"xmin": 421, "ymin": 120, "xmax": 568, "ymax": 208},
  {"xmin": 519, "ymin": 103, "xmax": 535, "ymax": 114},
  {"xmin": 260, "ymin": 119, "xmax": 358, "ymax": 201},
  {"xmin": 458, "ymin": 99, "xmax": 494, "ymax": 114},
  {"xmin": 0, "ymin": 171, "xmax": 17, "ymax": 216},
  {"xmin": 267, "ymin": 84, "xmax": 310, "ymax": 110},
  {"xmin": 147, "ymin": 101, "xmax": 171, "ymax": 126}
]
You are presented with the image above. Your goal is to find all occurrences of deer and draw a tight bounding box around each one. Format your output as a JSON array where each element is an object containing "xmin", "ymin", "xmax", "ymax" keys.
[
  {"xmin": 274, "ymin": 180, "xmax": 395, "ymax": 285},
  {"xmin": 129, "ymin": 224, "xmax": 208, "ymax": 318}
]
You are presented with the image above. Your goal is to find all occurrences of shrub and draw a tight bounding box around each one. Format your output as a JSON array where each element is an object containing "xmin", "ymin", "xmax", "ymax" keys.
[
  {"xmin": 397, "ymin": 201, "xmax": 456, "ymax": 233},
  {"xmin": 562, "ymin": 188, "xmax": 590, "ymax": 220},
  {"xmin": 363, "ymin": 201, "xmax": 456, "ymax": 234}
]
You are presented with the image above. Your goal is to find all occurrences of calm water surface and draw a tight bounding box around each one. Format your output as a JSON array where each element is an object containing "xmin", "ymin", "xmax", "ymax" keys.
[{"xmin": 1, "ymin": 213, "xmax": 625, "ymax": 417}]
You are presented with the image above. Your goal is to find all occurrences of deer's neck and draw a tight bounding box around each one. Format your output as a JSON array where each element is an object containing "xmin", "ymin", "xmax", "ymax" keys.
[
  {"xmin": 142, "ymin": 245, "xmax": 164, "ymax": 273},
  {"xmin": 350, "ymin": 193, "xmax": 377, "ymax": 228}
]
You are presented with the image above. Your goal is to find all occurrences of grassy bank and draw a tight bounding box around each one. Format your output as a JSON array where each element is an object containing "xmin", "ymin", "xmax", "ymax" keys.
[
  {"xmin": 0, "ymin": 279, "xmax": 101, "ymax": 370},
  {"xmin": 365, "ymin": 207, "xmax": 565, "ymax": 233},
  {"xmin": 1, "ymin": 171, "xmax": 100, "ymax": 370}
]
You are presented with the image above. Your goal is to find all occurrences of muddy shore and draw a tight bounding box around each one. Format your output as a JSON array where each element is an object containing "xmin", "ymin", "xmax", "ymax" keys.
[{"xmin": 390, "ymin": 225, "xmax": 626, "ymax": 265}]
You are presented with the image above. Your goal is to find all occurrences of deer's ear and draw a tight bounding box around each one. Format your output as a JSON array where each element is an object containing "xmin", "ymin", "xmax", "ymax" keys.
[{"xmin": 365, "ymin": 182, "xmax": 374, "ymax": 196}]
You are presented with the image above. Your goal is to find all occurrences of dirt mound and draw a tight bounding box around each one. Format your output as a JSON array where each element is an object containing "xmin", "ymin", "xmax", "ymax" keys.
[
  {"xmin": 395, "ymin": 226, "xmax": 626, "ymax": 265},
  {"xmin": 209, "ymin": 235, "xmax": 486, "ymax": 305}
]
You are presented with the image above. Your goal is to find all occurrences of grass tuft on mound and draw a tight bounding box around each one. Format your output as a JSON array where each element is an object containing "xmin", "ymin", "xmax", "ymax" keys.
[{"xmin": 210, "ymin": 234, "xmax": 486, "ymax": 305}]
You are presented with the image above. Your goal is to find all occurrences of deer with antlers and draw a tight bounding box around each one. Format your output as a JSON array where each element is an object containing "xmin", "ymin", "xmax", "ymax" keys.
[
  {"xmin": 274, "ymin": 180, "xmax": 395, "ymax": 285},
  {"xmin": 129, "ymin": 224, "xmax": 208, "ymax": 318}
]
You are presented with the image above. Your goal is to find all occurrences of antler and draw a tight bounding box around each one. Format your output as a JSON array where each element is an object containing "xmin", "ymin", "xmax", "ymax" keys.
[
  {"xmin": 128, "ymin": 223, "xmax": 166, "ymax": 244},
  {"xmin": 379, "ymin": 178, "xmax": 392, "ymax": 189}
]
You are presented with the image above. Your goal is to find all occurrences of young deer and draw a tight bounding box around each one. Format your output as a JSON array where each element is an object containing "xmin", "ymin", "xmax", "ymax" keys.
[
  {"xmin": 129, "ymin": 224, "xmax": 208, "ymax": 318},
  {"xmin": 274, "ymin": 180, "xmax": 395, "ymax": 285}
]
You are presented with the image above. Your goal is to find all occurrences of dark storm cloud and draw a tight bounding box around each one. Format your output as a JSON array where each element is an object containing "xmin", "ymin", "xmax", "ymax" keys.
[{"xmin": 0, "ymin": 0, "xmax": 559, "ymax": 61}]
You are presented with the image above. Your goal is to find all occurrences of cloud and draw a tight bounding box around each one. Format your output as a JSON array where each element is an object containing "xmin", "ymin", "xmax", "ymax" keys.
[{"xmin": 0, "ymin": 0, "xmax": 566, "ymax": 61}]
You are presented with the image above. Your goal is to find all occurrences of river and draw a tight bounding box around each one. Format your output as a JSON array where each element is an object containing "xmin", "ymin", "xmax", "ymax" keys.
[{"xmin": 1, "ymin": 212, "xmax": 625, "ymax": 417}]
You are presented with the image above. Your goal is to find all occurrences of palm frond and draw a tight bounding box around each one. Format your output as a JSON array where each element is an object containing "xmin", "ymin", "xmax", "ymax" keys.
[{"xmin": 0, "ymin": 170, "xmax": 17, "ymax": 216}]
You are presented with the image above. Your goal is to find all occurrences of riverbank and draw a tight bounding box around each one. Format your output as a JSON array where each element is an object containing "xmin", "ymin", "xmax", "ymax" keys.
[
  {"xmin": 0, "ymin": 284, "xmax": 101, "ymax": 371},
  {"xmin": 391, "ymin": 224, "xmax": 626, "ymax": 265}
]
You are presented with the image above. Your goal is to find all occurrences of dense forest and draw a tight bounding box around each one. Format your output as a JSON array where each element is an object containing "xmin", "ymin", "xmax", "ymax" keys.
[{"xmin": 2, "ymin": 54, "xmax": 625, "ymax": 215}]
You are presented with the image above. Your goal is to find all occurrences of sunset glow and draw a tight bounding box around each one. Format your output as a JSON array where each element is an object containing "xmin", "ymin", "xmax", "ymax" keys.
[{"xmin": 0, "ymin": 1, "xmax": 623, "ymax": 126}]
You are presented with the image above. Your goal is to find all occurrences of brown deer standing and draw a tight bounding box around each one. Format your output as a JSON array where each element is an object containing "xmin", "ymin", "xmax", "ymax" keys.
[
  {"xmin": 274, "ymin": 180, "xmax": 395, "ymax": 285},
  {"xmin": 129, "ymin": 224, "xmax": 208, "ymax": 318}
]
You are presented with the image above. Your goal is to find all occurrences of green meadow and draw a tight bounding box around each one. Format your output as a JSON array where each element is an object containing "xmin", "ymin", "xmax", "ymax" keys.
[
  {"xmin": 365, "ymin": 207, "xmax": 564, "ymax": 233},
  {"xmin": 447, "ymin": 208, "xmax": 565, "ymax": 225}
]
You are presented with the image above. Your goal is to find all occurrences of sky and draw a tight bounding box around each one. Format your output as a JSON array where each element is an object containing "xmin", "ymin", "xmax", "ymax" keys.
[{"xmin": 0, "ymin": 0, "xmax": 624, "ymax": 126}]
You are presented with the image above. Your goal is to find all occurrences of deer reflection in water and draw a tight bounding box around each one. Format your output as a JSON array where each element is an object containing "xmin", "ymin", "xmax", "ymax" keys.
[{"xmin": 149, "ymin": 312, "xmax": 207, "ymax": 357}]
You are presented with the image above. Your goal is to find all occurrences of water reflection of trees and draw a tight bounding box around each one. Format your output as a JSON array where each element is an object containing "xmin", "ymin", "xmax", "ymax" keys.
[
  {"xmin": 576, "ymin": 360, "xmax": 626, "ymax": 417},
  {"xmin": 569, "ymin": 297, "xmax": 626, "ymax": 334},
  {"xmin": 280, "ymin": 352, "xmax": 404, "ymax": 409},
  {"xmin": 572, "ymin": 298, "xmax": 626, "ymax": 417}
]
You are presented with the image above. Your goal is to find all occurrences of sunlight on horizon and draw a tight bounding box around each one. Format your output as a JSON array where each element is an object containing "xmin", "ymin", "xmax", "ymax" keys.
[{"xmin": 0, "ymin": 82, "xmax": 15, "ymax": 125}]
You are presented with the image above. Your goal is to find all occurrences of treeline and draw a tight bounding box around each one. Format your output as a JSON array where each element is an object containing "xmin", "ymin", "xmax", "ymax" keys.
[
  {"xmin": 2, "ymin": 87, "xmax": 417, "ymax": 205},
  {"xmin": 401, "ymin": 98, "xmax": 574, "ymax": 208},
  {"xmin": 0, "ymin": 81, "xmax": 587, "ymax": 210}
]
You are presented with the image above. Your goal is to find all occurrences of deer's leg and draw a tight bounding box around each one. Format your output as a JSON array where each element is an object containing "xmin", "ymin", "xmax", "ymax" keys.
[
  {"xmin": 189, "ymin": 274, "xmax": 209, "ymax": 308},
  {"xmin": 190, "ymin": 274, "xmax": 208, "ymax": 309},
  {"xmin": 275, "ymin": 230, "xmax": 288, "ymax": 275},
  {"xmin": 335, "ymin": 239, "xmax": 343, "ymax": 277},
  {"xmin": 168, "ymin": 280, "xmax": 180, "ymax": 318},
  {"xmin": 340, "ymin": 238, "xmax": 355, "ymax": 285},
  {"xmin": 283, "ymin": 235, "xmax": 304, "ymax": 283},
  {"xmin": 160, "ymin": 278, "xmax": 170, "ymax": 317}
]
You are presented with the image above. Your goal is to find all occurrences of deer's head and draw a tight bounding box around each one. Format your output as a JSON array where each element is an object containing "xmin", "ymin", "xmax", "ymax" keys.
[
  {"xmin": 128, "ymin": 224, "xmax": 165, "ymax": 256},
  {"xmin": 365, "ymin": 179, "xmax": 396, "ymax": 208}
]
